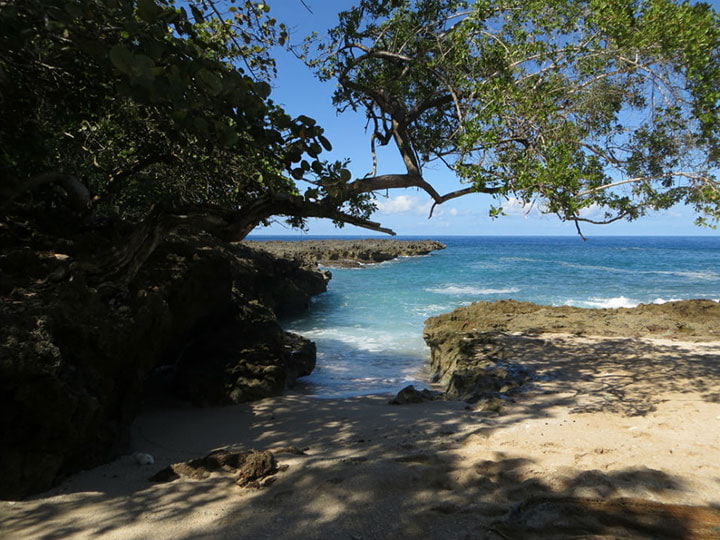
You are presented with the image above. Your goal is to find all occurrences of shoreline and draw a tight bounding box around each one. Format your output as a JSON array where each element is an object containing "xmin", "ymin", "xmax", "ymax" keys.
[{"xmin": 3, "ymin": 332, "xmax": 720, "ymax": 538}]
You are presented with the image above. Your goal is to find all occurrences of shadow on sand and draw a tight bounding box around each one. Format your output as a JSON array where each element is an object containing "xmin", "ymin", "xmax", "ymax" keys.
[{"xmin": 2, "ymin": 334, "xmax": 720, "ymax": 539}]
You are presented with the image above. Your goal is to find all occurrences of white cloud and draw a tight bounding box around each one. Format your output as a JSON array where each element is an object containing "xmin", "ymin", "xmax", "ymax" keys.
[
  {"xmin": 502, "ymin": 197, "xmax": 539, "ymax": 218},
  {"xmin": 578, "ymin": 203, "xmax": 604, "ymax": 220},
  {"xmin": 375, "ymin": 195, "xmax": 432, "ymax": 216},
  {"xmin": 500, "ymin": 197, "xmax": 556, "ymax": 218},
  {"xmin": 449, "ymin": 208, "xmax": 459, "ymax": 217}
]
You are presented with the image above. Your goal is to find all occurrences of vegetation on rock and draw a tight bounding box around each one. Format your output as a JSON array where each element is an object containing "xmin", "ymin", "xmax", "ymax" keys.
[
  {"xmin": 0, "ymin": 223, "xmax": 326, "ymax": 499},
  {"xmin": 0, "ymin": 0, "xmax": 386, "ymax": 281}
]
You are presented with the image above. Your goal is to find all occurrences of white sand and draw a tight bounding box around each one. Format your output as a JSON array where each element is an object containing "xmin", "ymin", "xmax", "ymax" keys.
[{"xmin": 2, "ymin": 335, "xmax": 720, "ymax": 539}]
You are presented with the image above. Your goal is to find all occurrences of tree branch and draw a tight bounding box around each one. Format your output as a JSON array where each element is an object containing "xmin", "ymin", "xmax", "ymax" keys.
[
  {"xmin": 1, "ymin": 171, "xmax": 90, "ymax": 211},
  {"xmin": 576, "ymin": 172, "xmax": 707, "ymax": 198},
  {"xmin": 222, "ymin": 193, "xmax": 396, "ymax": 241},
  {"xmin": 347, "ymin": 173, "xmax": 497, "ymax": 215}
]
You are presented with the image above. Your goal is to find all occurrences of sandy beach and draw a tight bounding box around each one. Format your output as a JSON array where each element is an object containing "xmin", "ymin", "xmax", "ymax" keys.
[{"xmin": 2, "ymin": 334, "xmax": 720, "ymax": 539}]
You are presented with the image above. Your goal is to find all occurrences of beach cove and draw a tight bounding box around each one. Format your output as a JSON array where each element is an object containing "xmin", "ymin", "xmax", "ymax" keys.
[{"xmin": 3, "ymin": 237, "xmax": 720, "ymax": 539}]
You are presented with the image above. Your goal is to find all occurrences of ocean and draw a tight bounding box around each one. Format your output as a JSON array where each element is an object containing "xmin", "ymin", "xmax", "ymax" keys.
[{"xmin": 249, "ymin": 235, "xmax": 720, "ymax": 397}]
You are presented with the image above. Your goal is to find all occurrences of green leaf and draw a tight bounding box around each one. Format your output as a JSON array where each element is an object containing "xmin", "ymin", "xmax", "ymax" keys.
[
  {"xmin": 64, "ymin": 3, "xmax": 83, "ymax": 19},
  {"xmin": 189, "ymin": 4, "xmax": 204, "ymax": 23},
  {"xmin": 136, "ymin": 0, "xmax": 164, "ymax": 23},
  {"xmin": 318, "ymin": 135, "xmax": 332, "ymax": 151},
  {"xmin": 297, "ymin": 115, "xmax": 316, "ymax": 126},
  {"xmin": 197, "ymin": 69, "xmax": 223, "ymax": 96},
  {"xmin": 308, "ymin": 142, "xmax": 322, "ymax": 157},
  {"xmin": 254, "ymin": 81, "xmax": 271, "ymax": 99},
  {"xmin": 109, "ymin": 44, "xmax": 134, "ymax": 75}
]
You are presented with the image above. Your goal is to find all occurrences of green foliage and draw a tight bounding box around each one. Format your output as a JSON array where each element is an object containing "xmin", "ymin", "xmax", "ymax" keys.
[
  {"xmin": 0, "ymin": 0, "xmax": 372, "ymax": 234},
  {"xmin": 313, "ymin": 0, "xmax": 720, "ymax": 228}
]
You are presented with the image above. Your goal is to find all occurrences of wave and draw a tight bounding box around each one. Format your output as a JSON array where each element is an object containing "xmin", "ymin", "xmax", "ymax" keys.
[
  {"xmin": 289, "ymin": 326, "xmax": 426, "ymax": 354},
  {"xmin": 560, "ymin": 263, "xmax": 720, "ymax": 281},
  {"xmin": 651, "ymin": 297, "xmax": 684, "ymax": 305},
  {"xmin": 499, "ymin": 256, "xmax": 540, "ymax": 263},
  {"xmin": 560, "ymin": 262, "xmax": 635, "ymax": 274},
  {"xmin": 564, "ymin": 296, "xmax": 639, "ymax": 309},
  {"xmin": 654, "ymin": 270, "xmax": 720, "ymax": 281},
  {"xmin": 426, "ymin": 285, "xmax": 521, "ymax": 295},
  {"xmin": 410, "ymin": 304, "xmax": 455, "ymax": 317},
  {"xmin": 562, "ymin": 296, "xmax": 719, "ymax": 309}
]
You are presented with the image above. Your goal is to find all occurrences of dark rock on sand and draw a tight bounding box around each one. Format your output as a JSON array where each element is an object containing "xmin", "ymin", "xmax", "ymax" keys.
[
  {"xmin": 389, "ymin": 385, "xmax": 443, "ymax": 404},
  {"xmin": 423, "ymin": 299, "xmax": 720, "ymax": 402},
  {"xmin": 150, "ymin": 449, "xmax": 279, "ymax": 489},
  {"xmin": 244, "ymin": 238, "xmax": 445, "ymax": 268}
]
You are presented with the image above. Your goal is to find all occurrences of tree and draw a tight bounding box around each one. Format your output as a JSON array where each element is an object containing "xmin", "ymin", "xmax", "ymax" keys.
[
  {"xmin": 0, "ymin": 0, "xmax": 388, "ymax": 280},
  {"xmin": 305, "ymin": 0, "xmax": 720, "ymax": 236}
]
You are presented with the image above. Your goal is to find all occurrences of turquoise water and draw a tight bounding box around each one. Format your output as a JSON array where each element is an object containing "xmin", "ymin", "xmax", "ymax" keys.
[{"xmin": 250, "ymin": 236, "xmax": 720, "ymax": 397}]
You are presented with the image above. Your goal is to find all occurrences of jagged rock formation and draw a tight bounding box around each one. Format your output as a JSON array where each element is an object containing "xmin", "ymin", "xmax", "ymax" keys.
[
  {"xmin": 0, "ymin": 225, "xmax": 328, "ymax": 499},
  {"xmin": 244, "ymin": 238, "xmax": 446, "ymax": 268},
  {"xmin": 423, "ymin": 299, "xmax": 720, "ymax": 402}
]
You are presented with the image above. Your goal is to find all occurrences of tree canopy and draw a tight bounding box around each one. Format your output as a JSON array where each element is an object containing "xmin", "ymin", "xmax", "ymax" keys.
[
  {"xmin": 0, "ymin": 0, "xmax": 384, "ymax": 245},
  {"xmin": 308, "ymin": 0, "xmax": 720, "ymax": 235},
  {"xmin": 2, "ymin": 0, "xmax": 719, "ymax": 247}
]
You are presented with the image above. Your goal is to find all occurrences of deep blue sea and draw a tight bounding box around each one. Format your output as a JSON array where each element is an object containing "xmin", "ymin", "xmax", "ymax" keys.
[{"xmin": 248, "ymin": 235, "xmax": 720, "ymax": 397}]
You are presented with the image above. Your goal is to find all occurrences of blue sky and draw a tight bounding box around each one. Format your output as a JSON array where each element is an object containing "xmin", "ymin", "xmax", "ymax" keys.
[{"xmin": 252, "ymin": 0, "xmax": 719, "ymax": 237}]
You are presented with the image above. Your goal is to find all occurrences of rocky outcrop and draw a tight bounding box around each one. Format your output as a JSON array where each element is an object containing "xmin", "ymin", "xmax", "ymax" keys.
[
  {"xmin": 0, "ymin": 227, "xmax": 328, "ymax": 499},
  {"xmin": 150, "ymin": 449, "xmax": 281, "ymax": 488},
  {"xmin": 423, "ymin": 299, "xmax": 720, "ymax": 402},
  {"xmin": 244, "ymin": 239, "xmax": 446, "ymax": 268},
  {"xmin": 388, "ymin": 385, "xmax": 443, "ymax": 405}
]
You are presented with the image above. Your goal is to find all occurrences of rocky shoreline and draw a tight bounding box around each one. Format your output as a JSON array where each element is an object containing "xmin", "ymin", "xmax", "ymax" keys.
[
  {"xmin": 244, "ymin": 238, "xmax": 446, "ymax": 268},
  {"xmin": 4, "ymin": 235, "xmax": 720, "ymax": 535},
  {"xmin": 4, "ymin": 227, "xmax": 715, "ymax": 501},
  {"xmin": 0, "ymin": 232, "xmax": 443, "ymax": 499},
  {"xmin": 422, "ymin": 298, "xmax": 720, "ymax": 402}
]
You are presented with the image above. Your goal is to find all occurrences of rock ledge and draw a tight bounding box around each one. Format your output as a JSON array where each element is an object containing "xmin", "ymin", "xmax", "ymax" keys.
[{"xmin": 244, "ymin": 238, "xmax": 445, "ymax": 268}]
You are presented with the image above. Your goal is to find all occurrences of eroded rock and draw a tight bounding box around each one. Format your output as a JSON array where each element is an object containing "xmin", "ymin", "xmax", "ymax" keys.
[
  {"xmin": 243, "ymin": 239, "xmax": 445, "ymax": 268},
  {"xmin": 389, "ymin": 385, "xmax": 443, "ymax": 404},
  {"xmin": 150, "ymin": 449, "xmax": 280, "ymax": 488},
  {"xmin": 423, "ymin": 299, "xmax": 720, "ymax": 403}
]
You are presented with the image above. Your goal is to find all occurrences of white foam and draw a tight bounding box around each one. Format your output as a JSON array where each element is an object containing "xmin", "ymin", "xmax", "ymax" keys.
[
  {"xmin": 565, "ymin": 296, "xmax": 639, "ymax": 309},
  {"xmin": 410, "ymin": 304, "xmax": 455, "ymax": 317},
  {"xmin": 655, "ymin": 270, "xmax": 720, "ymax": 281},
  {"xmin": 651, "ymin": 297, "xmax": 683, "ymax": 304},
  {"xmin": 500, "ymin": 256, "xmax": 540, "ymax": 263},
  {"xmin": 560, "ymin": 262, "xmax": 632, "ymax": 274},
  {"xmin": 291, "ymin": 326, "xmax": 424, "ymax": 355},
  {"xmin": 426, "ymin": 285, "xmax": 520, "ymax": 295},
  {"xmin": 560, "ymin": 263, "xmax": 720, "ymax": 281}
]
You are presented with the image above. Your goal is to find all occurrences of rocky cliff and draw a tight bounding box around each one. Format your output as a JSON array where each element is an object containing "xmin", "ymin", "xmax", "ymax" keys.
[
  {"xmin": 244, "ymin": 238, "xmax": 446, "ymax": 267},
  {"xmin": 423, "ymin": 299, "xmax": 720, "ymax": 401},
  {"xmin": 0, "ymin": 226, "xmax": 328, "ymax": 499}
]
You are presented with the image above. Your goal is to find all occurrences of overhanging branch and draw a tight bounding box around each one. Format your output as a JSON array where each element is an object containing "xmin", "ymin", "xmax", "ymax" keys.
[{"xmin": 222, "ymin": 192, "xmax": 396, "ymax": 241}]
